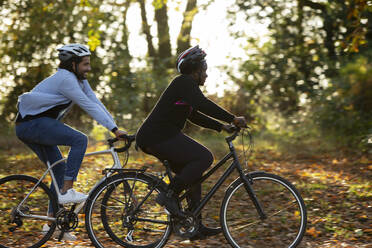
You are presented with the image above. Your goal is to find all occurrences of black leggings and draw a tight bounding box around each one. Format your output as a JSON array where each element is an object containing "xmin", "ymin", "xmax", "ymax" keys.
[{"xmin": 144, "ymin": 133, "xmax": 214, "ymax": 210}]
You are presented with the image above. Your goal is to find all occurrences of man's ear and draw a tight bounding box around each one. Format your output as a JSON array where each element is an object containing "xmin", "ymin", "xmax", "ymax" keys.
[{"xmin": 72, "ymin": 61, "xmax": 76, "ymax": 71}]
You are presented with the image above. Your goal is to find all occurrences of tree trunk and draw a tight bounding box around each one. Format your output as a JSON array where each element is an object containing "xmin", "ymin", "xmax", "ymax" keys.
[
  {"xmin": 122, "ymin": 0, "xmax": 132, "ymax": 62},
  {"xmin": 139, "ymin": 0, "xmax": 156, "ymax": 57},
  {"xmin": 154, "ymin": 0, "xmax": 172, "ymax": 67},
  {"xmin": 177, "ymin": 0, "xmax": 198, "ymax": 55}
]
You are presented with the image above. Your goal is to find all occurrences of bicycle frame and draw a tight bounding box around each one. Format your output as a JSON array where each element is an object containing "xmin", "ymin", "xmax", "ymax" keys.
[
  {"xmin": 125, "ymin": 130, "xmax": 266, "ymax": 228},
  {"xmin": 178, "ymin": 133, "xmax": 267, "ymax": 220},
  {"xmin": 16, "ymin": 146, "xmax": 123, "ymax": 222}
]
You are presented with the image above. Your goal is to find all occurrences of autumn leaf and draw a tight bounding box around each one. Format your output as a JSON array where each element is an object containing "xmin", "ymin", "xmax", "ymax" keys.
[{"xmin": 306, "ymin": 227, "xmax": 321, "ymax": 238}]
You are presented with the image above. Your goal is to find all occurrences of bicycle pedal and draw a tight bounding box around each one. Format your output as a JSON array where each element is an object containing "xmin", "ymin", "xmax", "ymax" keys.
[
  {"xmin": 164, "ymin": 208, "xmax": 170, "ymax": 215},
  {"xmin": 125, "ymin": 230, "xmax": 134, "ymax": 242}
]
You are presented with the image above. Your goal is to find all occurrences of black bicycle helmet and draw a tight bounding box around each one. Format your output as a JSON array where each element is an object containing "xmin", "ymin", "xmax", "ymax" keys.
[{"xmin": 176, "ymin": 45, "xmax": 206, "ymax": 74}]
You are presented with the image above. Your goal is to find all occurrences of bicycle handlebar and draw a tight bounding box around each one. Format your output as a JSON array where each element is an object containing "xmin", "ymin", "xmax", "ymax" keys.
[
  {"xmin": 106, "ymin": 126, "xmax": 247, "ymax": 152},
  {"xmin": 107, "ymin": 134, "xmax": 136, "ymax": 153},
  {"xmin": 225, "ymin": 125, "xmax": 250, "ymax": 143}
]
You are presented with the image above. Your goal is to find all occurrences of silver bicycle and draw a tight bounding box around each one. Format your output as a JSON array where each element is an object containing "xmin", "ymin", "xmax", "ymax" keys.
[{"xmin": 0, "ymin": 134, "xmax": 135, "ymax": 248}]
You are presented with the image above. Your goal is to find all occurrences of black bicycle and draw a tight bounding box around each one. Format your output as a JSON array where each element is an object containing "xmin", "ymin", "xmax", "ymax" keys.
[{"xmin": 85, "ymin": 126, "xmax": 307, "ymax": 248}]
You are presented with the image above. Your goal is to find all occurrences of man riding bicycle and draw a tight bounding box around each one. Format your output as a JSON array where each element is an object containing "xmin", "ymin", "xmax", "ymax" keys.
[
  {"xmin": 15, "ymin": 43, "xmax": 126, "ymax": 240},
  {"xmin": 136, "ymin": 45, "xmax": 247, "ymax": 240}
]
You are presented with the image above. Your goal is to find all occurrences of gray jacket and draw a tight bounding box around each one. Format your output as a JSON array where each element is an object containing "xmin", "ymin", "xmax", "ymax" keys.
[{"xmin": 17, "ymin": 69, "xmax": 117, "ymax": 131}]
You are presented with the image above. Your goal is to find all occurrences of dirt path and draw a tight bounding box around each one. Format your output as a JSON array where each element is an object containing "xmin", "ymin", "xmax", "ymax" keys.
[{"xmin": 0, "ymin": 148, "xmax": 371, "ymax": 248}]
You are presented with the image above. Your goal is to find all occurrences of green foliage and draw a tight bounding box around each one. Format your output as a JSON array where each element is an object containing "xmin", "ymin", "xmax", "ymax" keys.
[
  {"xmin": 101, "ymin": 64, "xmax": 174, "ymax": 131},
  {"xmin": 312, "ymin": 53, "xmax": 372, "ymax": 151},
  {"xmin": 230, "ymin": 0, "xmax": 349, "ymax": 114},
  {"xmin": 343, "ymin": 0, "xmax": 371, "ymax": 52},
  {"xmin": 1, "ymin": 0, "xmax": 369, "ymax": 153},
  {"xmin": 228, "ymin": 0, "xmax": 372, "ymax": 151}
]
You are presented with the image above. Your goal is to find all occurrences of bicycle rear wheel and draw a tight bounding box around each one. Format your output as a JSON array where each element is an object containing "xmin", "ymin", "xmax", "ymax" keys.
[
  {"xmin": 0, "ymin": 175, "xmax": 58, "ymax": 248},
  {"xmin": 85, "ymin": 172, "xmax": 171, "ymax": 248},
  {"xmin": 221, "ymin": 172, "xmax": 307, "ymax": 248}
]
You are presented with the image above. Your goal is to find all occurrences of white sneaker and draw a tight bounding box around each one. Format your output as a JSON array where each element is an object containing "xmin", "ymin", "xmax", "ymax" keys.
[
  {"xmin": 58, "ymin": 188, "xmax": 88, "ymax": 204},
  {"xmin": 42, "ymin": 224, "xmax": 77, "ymax": 241}
]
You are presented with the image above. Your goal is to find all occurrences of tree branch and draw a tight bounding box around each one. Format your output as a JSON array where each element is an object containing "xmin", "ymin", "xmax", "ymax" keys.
[{"xmin": 302, "ymin": 0, "xmax": 325, "ymax": 11}]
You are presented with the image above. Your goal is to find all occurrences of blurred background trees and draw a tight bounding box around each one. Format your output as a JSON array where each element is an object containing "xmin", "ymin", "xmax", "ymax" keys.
[
  {"xmin": 0, "ymin": 0, "xmax": 370, "ymax": 153},
  {"xmin": 228, "ymin": 0, "xmax": 372, "ymax": 152},
  {"xmin": 0, "ymin": 0, "xmax": 198, "ymax": 129}
]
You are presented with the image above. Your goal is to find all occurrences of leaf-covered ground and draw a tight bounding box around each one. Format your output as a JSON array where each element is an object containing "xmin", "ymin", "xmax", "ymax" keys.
[{"xmin": 0, "ymin": 142, "xmax": 371, "ymax": 248}]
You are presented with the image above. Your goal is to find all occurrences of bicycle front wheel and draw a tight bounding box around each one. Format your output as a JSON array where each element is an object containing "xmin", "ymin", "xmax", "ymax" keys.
[
  {"xmin": 221, "ymin": 172, "xmax": 307, "ymax": 248},
  {"xmin": 0, "ymin": 175, "xmax": 58, "ymax": 248},
  {"xmin": 85, "ymin": 172, "xmax": 171, "ymax": 248}
]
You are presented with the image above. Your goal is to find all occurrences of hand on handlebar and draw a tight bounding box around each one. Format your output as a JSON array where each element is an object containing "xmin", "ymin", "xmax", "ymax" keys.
[
  {"xmin": 233, "ymin": 116, "xmax": 247, "ymax": 128},
  {"xmin": 114, "ymin": 129, "xmax": 128, "ymax": 140}
]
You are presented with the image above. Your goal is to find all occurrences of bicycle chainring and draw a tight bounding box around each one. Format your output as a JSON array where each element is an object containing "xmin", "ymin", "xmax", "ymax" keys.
[
  {"xmin": 56, "ymin": 209, "xmax": 79, "ymax": 232},
  {"xmin": 173, "ymin": 211, "xmax": 200, "ymax": 238}
]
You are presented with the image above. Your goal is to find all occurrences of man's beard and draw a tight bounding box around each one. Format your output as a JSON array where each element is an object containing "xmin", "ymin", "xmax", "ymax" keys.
[{"xmin": 76, "ymin": 72, "xmax": 86, "ymax": 80}]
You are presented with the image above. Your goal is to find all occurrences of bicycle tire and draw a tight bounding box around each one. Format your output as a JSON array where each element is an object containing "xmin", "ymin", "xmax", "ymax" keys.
[
  {"xmin": 220, "ymin": 172, "xmax": 307, "ymax": 248},
  {"xmin": 85, "ymin": 172, "xmax": 172, "ymax": 248},
  {"xmin": 0, "ymin": 175, "xmax": 58, "ymax": 248}
]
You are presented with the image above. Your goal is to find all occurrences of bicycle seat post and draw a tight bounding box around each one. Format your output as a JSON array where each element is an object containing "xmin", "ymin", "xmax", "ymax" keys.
[{"xmin": 162, "ymin": 160, "xmax": 174, "ymax": 183}]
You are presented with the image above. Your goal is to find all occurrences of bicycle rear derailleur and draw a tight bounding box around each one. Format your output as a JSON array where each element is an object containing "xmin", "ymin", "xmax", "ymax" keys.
[
  {"xmin": 8, "ymin": 206, "xmax": 29, "ymax": 232},
  {"xmin": 172, "ymin": 211, "xmax": 200, "ymax": 239}
]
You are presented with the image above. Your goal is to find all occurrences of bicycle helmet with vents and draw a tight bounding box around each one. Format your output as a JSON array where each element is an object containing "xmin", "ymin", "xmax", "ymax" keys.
[
  {"xmin": 176, "ymin": 45, "xmax": 206, "ymax": 74},
  {"xmin": 57, "ymin": 44, "xmax": 91, "ymax": 62}
]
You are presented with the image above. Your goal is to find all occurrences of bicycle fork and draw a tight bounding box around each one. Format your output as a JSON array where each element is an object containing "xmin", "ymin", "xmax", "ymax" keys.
[
  {"xmin": 240, "ymin": 172, "xmax": 267, "ymax": 220},
  {"xmin": 230, "ymin": 145, "xmax": 267, "ymax": 220}
]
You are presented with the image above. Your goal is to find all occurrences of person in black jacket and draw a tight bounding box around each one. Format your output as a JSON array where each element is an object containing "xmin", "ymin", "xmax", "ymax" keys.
[{"xmin": 136, "ymin": 45, "xmax": 247, "ymax": 239}]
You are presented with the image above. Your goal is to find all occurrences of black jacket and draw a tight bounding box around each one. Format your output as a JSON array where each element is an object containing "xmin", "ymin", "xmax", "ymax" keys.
[{"xmin": 136, "ymin": 74, "xmax": 235, "ymax": 149}]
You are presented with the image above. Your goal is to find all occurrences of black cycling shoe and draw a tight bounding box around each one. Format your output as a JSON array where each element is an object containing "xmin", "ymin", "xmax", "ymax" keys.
[
  {"xmin": 155, "ymin": 190, "xmax": 185, "ymax": 217},
  {"xmin": 189, "ymin": 224, "xmax": 222, "ymax": 240}
]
